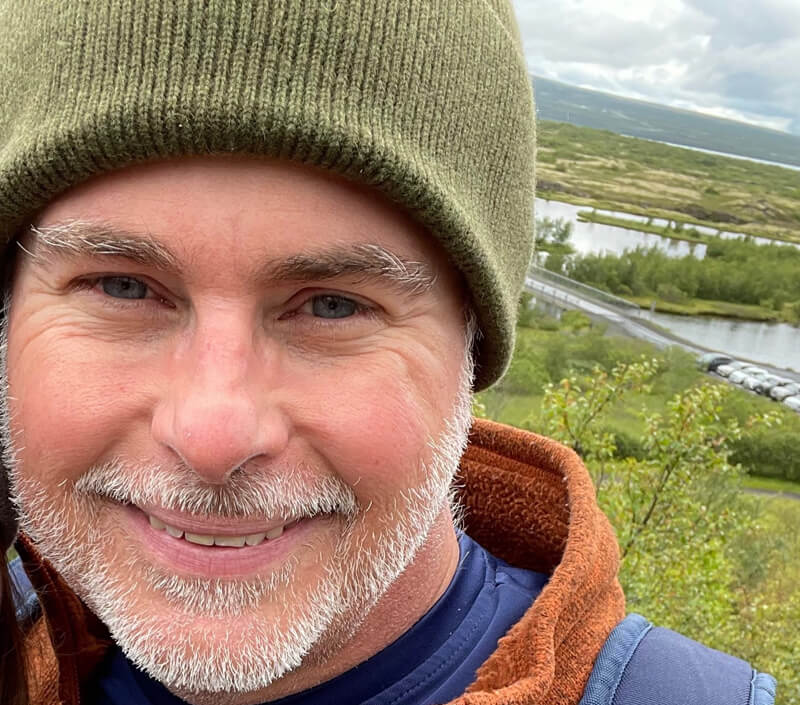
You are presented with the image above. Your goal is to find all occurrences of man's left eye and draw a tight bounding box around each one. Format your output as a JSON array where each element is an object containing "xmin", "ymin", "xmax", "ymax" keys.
[
  {"xmin": 100, "ymin": 276, "xmax": 149, "ymax": 299},
  {"xmin": 311, "ymin": 295, "xmax": 358, "ymax": 319}
]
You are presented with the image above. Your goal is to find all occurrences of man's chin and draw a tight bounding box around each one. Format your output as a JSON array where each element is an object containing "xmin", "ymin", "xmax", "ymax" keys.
[{"xmin": 93, "ymin": 579, "xmax": 340, "ymax": 695}]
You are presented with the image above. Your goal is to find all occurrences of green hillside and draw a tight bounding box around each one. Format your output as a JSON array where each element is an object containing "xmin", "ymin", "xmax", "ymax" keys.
[{"xmin": 534, "ymin": 76, "xmax": 800, "ymax": 168}]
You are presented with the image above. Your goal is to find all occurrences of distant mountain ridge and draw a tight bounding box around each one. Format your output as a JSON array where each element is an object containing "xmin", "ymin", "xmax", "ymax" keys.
[{"xmin": 533, "ymin": 76, "xmax": 800, "ymax": 169}]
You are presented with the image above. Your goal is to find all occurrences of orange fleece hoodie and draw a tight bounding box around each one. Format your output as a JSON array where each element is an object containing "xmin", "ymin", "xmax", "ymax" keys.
[{"xmin": 18, "ymin": 419, "xmax": 625, "ymax": 705}]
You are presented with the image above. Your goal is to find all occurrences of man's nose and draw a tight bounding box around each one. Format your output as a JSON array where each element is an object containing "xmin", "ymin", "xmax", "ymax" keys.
[{"xmin": 151, "ymin": 318, "xmax": 289, "ymax": 484}]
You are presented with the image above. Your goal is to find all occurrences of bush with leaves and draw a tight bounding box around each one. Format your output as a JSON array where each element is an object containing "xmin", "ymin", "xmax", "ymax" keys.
[{"xmin": 536, "ymin": 361, "xmax": 797, "ymax": 700}]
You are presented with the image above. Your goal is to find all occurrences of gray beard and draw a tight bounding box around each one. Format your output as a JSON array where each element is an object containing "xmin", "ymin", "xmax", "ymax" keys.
[{"xmin": 0, "ymin": 311, "xmax": 475, "ymax": 697}]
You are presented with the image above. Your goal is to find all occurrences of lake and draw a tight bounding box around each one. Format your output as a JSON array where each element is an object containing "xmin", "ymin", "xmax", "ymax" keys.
[
  {"xmin": 642, "ymin": 311, "xmax": 799, "ymax": 372},
  {"xmin": 536, "ymin": 198, "xmax": 800, "ymax": 258},
  {"xmin": 535, "ymin": 199, "xmax": 708, "ymax": 259},
  {"xmin": 534, "ymin": 198, "xmax": 799, "ymax": 372}
]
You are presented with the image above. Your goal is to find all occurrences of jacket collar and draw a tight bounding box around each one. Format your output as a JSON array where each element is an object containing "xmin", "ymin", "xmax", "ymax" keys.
[
  {"xmin": 20, "ymin": 419, "xmax": 624, "ymax": 705},
  {"xmin": 453, "ymin": 420, "xmax": 625, "ymax": 704}
]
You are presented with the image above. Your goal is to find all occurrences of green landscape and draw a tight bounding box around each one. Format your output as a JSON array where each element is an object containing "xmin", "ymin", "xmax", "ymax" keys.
[
  {"xmin": 535, "ymin": 120, "xmax": 800, "ymax": 326},
  {"xmin": 537, "ymin": 120, "xmax": 800, "ymax": 244},
  {"xmin": 500, "ymin": 102, "xmax": 800, "ymax": 700},
  {"xmin": 534, "ymin": 76, "xmax": 800, "ymax": 168},
  {"xmin": 559, "ymin": 235, "xmax": 800, "ymax": 325},
  {"xmin": 476, "ymin": 306, "xmax": 800, "ymax": 701},
  {"xmin": 529, "ymin": 111, "xmax": 800, "ymax": 699}
]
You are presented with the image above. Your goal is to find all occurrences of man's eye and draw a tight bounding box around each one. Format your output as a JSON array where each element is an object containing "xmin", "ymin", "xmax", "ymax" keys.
[
  {"xmin": 100, "ymin": 276, "xmax": 149, "ymax": 300},
  {"xmin": 311, "ymin": 295, "xmax": 358, "ymax": 319}
]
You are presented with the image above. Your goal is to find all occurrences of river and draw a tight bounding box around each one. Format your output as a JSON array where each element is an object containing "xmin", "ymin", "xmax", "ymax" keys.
[
  {"xmin": 535, "ymin": 198, "xmax": 799, "ymax": 371},
  {"xmin": 535, "ymin": 199, "xmax": 708, "ymax": 258},
  {"xmin": 642, "ymin": 312, "xmax": 799, "ymax": 372}
]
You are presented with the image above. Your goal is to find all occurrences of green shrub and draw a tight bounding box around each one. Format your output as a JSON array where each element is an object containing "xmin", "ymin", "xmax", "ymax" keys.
[
  {"xmin": 731, "ymin": 430, "xmax": 800, "ymax": 482},
  {"xmin": 560, "ymin": 310, "xmax": 592, "ymax": 331},
  {"xmin": 656, "ymin": 282, "xmax": 689, "ymax": 304},
  {"xmin": 606, "ymin": 426, "xmax": 648, "ymax": 460}
]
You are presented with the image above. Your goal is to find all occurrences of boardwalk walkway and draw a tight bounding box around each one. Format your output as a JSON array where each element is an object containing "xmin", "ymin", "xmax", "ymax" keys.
[{"xmin": 525, "ymin": 266, "xmax": 800, "ymax": 384}]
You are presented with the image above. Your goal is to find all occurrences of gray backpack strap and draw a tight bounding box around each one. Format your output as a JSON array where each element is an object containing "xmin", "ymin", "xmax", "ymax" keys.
[{"xmin": 580, "ymin": 614, "xmax": 777, "ymax": 705}]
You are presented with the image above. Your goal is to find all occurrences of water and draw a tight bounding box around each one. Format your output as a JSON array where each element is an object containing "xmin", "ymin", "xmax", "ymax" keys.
[
  {"xmin": 536, "ymin": 198, "xmax": 799, "ymax": 256},
  {"xmin": 535, "ymin": 199, "xmax": 708, "ymax": 258},
  {"xmin": 658, "ymin": 140, "xmax": 800, "ymax": 174},
  {"xmin": 642, "ymin": 311, "xmax": 799, "ymax": 372},
  {"xmin": 534, "ymin": 198, "xmax": 799, "ymax": 371}
]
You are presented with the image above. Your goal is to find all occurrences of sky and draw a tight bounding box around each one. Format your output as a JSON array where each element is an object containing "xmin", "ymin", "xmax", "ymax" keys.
[{"xmin": 513, "ymin": 0, "xmax": 800, "ymax": 135}]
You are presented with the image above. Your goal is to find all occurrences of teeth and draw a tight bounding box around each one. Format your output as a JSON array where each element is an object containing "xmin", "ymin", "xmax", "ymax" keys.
[
  {"xmin": 185, "ymin": 532, "xmax": 215, "ymax": 546},
  {"xmin": 165, "ymin": 524, "xmax": 184, "ymax": 539},
  {"xmin": 214, "ymin": 535, "xmax": 247, "ymax": 548},
  {"xmin": 147, "ymin": 513, "xmax": 286, "ymax": 547},
  {"xmin": 245, "ymin": 532, "xmax": 267, "ymax": 546}
]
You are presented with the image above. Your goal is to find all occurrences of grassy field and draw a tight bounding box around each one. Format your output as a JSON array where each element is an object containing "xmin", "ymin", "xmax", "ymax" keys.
[
  {"xmin": 537, "ymin": 121, "xmax": 800, "ymax": 244},
  {"xmin": 577, "ymin": 210, "xmax": 706, "ymax": 243},
  {"xmin": 743, "ymin": 475, "xmax": 800, "ymax": 496},
  {"xmin": 626, "ymin": 295, "xmax": 781, "ymax": 321}
]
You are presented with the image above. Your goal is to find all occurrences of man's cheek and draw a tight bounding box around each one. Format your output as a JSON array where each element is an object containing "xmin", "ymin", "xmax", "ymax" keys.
[
  {"xmin": 8, "ymin": 353, "xmax": 132, "ymax": 478},
  {"xmin": 303, "ymin": 378, "xmax": 431, "ymax": 494}
]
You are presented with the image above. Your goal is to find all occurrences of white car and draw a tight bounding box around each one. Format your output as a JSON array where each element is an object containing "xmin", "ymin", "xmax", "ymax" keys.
[
  {"xmin": 729, "ymin": 370, "xmax": 749, "ymax": 385},
  {"xmin": 716, "ymin": 364, "xmax": 735, "ymax": 377},
  {"xmin": 755, "ymin": 375, "xmax": 788, "ymax": 395},
  {"xmin": 784, "ymin": 396, "xmax": 800, "ymax": 412},
  {"xmin": 743, "ymin": 375, "xmax": 765, "ymax": 391},
  {"xmin": 772, "ymin": 382, "xmax": 800, "ymax": 401}
]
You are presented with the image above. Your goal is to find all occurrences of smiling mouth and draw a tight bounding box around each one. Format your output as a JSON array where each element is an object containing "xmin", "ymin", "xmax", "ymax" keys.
[
  {"xmin": 119, "ymin": 503, "xmax": 324, "ymax": 577},
  {"xmin": 146, "ymin": 513, "xmax": 291, "ymax": 548}
]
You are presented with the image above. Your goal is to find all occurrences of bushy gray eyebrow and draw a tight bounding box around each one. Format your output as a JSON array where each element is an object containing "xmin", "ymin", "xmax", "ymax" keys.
[
  {"xmin": 24, "ymin": 221, "xmax": 178, "ymax": 270},
  {"xmin": 266, "ymin": 244, "xmax": 437, "ymax": 297},
  {"xmin": 22, "ymin": 220, "xmax": 437, "ymax": 298}
]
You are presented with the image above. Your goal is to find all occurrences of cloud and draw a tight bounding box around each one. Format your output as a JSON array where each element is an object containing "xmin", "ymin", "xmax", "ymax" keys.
[{"xmin": 513, "ymin": 0, "xmax": 800, "ymax": 134}]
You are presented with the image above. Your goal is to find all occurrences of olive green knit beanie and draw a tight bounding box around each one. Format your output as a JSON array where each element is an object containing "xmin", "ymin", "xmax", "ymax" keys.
[{"xmin": 0, "ymin": 0, "xmax": 535, "ymax": 390}]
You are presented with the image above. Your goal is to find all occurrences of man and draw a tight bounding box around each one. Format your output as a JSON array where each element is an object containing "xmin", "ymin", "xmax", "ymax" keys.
[{"xmin": 0, "ymin": 2, "xmax": 776, "ymax": 704}]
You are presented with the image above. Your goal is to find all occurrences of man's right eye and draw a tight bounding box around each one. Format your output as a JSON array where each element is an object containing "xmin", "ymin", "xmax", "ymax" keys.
[{"xmin": 99, "ymin": 276, "xmax": 149, "ymax": 300}]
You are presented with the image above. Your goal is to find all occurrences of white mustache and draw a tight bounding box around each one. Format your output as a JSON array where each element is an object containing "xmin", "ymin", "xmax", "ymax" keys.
[{"xmin": 71, "ymin": 459, "xmax": 360, "ymax": 521}]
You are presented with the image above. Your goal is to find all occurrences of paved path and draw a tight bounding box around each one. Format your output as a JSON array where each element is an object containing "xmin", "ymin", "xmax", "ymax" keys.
[
  {"xmin": 744, "ymin": 488, "xmax": 800, "ymax": 502},
  {"xmin": 525, "ymin": 276, "xmax": 800, "ymax": 384}
]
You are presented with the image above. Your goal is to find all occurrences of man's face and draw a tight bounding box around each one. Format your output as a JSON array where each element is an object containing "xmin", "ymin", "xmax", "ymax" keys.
[{"xmin": 2, "ymin": 157, "xmax": 473, "ymax": 697}]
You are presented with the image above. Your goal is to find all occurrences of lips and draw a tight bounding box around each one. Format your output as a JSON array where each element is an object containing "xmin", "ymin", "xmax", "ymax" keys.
[
  {"xmin": 147, "ymin": 512, "xmax": 287, "ymax": 547},
  {"xmin": 122, "ymin": 504, "xmax": 321, "ymax": 578}
]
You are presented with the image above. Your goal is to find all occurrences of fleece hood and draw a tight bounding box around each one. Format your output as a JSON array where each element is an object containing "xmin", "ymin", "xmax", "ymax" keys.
[{"xmin": 18, "ymin": 419, "xmax": 625, "ymax": 705}]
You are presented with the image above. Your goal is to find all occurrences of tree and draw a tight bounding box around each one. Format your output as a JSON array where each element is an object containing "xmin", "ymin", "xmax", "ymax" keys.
[{"xmin": 536, "ymin": 362, "xmax": 795, "ymax": 697}]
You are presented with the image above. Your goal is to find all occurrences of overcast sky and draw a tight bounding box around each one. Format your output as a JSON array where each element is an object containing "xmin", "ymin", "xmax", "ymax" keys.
[{"xmin": 513, "ymin": 0, "xmax": 800, "ymax": 135}]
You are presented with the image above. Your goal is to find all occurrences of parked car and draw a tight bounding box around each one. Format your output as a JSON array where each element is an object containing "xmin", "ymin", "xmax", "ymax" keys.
[
  {"xmin": 772, "ymin": 382, "xmax": 800, "ymax": 401},
  {"xmin": 754, "ymin": 375, "xmax": 786, "ymax": 395},
  {"xmin": 740, "ymin": 366, "xmax": 767, "ymax": 377},
  {"xmin": 729, "ymin": 370, "xmax": 749, "ymax": 385},
  {"xmin": 697, "ymin": 353, "xmax": 733, "ymax": 371},
  {"xmin": 784, "ymin": 396, "xmax": 800, "ymax": 412},
  {"xmin": 743, "ymin": 375, "xmax": 766, "ymax": 391},
  {"xmin": 717, "ymin": 361, "xmax": 749, "ymax": 377}
]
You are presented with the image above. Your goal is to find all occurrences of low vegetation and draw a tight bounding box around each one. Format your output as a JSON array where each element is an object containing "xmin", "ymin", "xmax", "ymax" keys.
[
  {"xmin": 544, "ymin": 233, "xmax": 800, "ymax": 325},
  {"xmin": 577, "ymin": 210, "xmax": 706, "ymax": 243},
  {"xmin": 537, "ymin": 121, "xmax": 800, "ymax": 244},
  {"xmin": 477, "ymin": 306, "xmax": 800, "ymax": 702},
  {"xmin": 485, "ymin": 302, "xmax": 800, "ymax": 481}
]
